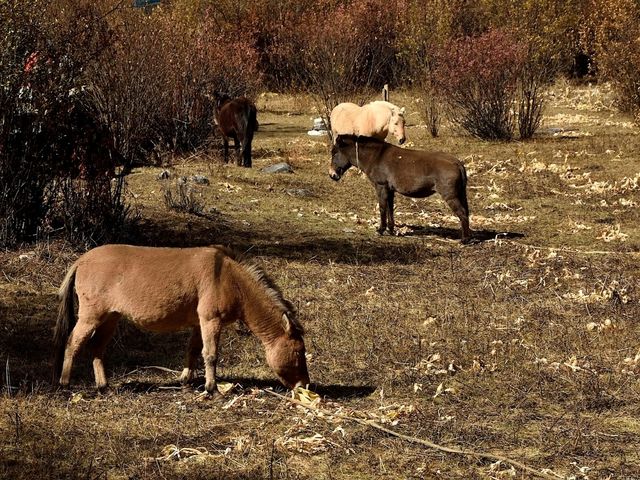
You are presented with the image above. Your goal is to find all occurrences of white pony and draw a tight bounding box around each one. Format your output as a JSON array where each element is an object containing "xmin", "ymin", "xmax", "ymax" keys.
[{"xmin": 330, "ymin": 101, "xmax": 407, "ymax": 144}]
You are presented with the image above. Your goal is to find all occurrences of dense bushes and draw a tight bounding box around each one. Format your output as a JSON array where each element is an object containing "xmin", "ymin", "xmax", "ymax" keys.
[
  {"xmin": 0, "ymin": 0, "xmax": 261, "ymax": 247},
  {"xmin": 584, "ymin": 0, "xmax": 640, "ymax": 118},
  {"xmin": 0, "ymin": 0, "xmax": 127, "ymax": 247}
]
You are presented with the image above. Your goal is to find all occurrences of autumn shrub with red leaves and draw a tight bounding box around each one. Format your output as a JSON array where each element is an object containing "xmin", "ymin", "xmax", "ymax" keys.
[{"xmin": 433, "ymin": 29, "xmax": 528, "ymax": 140}]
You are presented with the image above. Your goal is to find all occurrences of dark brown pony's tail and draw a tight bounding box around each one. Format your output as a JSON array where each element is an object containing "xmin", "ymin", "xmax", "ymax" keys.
[
  {"xmin": 459, "ymin": 163, "xmax": 469, "ymax": 214},
  {"xmin": 241, "ymin": 104, "xmax": 258, "ymax": 167},
  {"xmin": 52, "ymin": 263, "xmax": 78, "ymax": 384}
]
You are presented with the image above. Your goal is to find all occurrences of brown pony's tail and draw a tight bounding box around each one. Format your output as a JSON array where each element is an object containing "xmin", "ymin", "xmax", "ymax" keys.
[{"xmin": 52, "ymin": 263, "xmax": 78, "ymax": 384}]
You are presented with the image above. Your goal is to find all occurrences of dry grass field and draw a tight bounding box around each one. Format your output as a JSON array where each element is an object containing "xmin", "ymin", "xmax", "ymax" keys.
[{"xmin": 1, "ymin": 82, "xmax": 639, "ymax": 479}]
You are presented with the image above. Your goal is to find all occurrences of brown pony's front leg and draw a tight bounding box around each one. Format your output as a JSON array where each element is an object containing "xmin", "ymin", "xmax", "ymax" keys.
[
  {"xmin": 199, "ymin": 315, "xmax": 222, "ymax": 394},
  {"xmin": 376, "ymin": 185, "xmax": 389, "ymax": 234},
  {"xmin": 179, "ymin": 326, "xmax": 203, "ymax": 385}
]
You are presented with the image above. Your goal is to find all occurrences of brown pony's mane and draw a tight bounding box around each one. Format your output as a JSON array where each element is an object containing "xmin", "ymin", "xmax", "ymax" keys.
[{"xmin": 238, "ymin": 260, "xmax": 304, "ymax": 336}]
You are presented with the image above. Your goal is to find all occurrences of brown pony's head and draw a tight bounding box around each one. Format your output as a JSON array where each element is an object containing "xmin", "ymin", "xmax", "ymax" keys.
[
  {"xmin": 388, "ymin": 107, "xmax": 406, "ymax": 144},
  {"xmin": 266, "ymin": 313, "xmax": 310, "ymax": 388},
  {"xmin": 329, "ymin": 135, "xmax": 355, "ymax": 181}
]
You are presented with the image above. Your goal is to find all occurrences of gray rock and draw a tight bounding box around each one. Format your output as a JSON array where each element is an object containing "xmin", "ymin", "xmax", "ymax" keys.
[
  {"xmin": 262, "ymin": 162, "xmax": 294, "ymax": 174},
  {"xmin": 286, "ymin": 188, "xmax": 314, "ymax": 198},
  {"xmin": 190, "ymin": 175, "xmax": 210, "ymax": 185}
]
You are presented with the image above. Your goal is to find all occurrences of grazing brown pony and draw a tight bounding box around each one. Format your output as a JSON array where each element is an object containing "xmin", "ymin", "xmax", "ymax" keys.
[
  {"xmin": 329, "ymin": 135, "xmax": 471, "ymax": 242},
  {"xmin": 214, "ymin": 93, "xmax": 258, "ymax": 168},
  {"xmin": 53, "ymin": 245, "xmax": 310, "ymax": 393}
]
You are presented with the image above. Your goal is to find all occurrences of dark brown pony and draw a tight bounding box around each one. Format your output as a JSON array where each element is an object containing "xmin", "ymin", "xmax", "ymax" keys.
[
  {"xmin": 214, "ymin": 93, "xmax": 258, "ymax": 168},
  {"xmin": 329, "ymin": 135, "xmax": 471, "ymax": 242},
  {"xmin": 53, "ymin": 245, "xmax": 309, "ymax": 393}
]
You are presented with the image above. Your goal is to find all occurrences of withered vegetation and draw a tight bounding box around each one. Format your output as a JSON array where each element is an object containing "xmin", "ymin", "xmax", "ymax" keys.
[{"xmin": 1, "ymin": 83, "xmax": 639, "ymax": 479}]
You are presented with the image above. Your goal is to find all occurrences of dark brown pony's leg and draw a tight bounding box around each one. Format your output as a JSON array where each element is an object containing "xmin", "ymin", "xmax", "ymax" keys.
[
  {"xmin": 222, "ymin": 135, "xmax": 230, "ymax": 163},
  {"xmin": 87, "ymin": 314, "xmax": 120, "ymax": 391},
  {"xmin": 232, "ymin": 134, "xmax": 242, "ymax": 166},
  {"xmin": 445, "ymin": 196, "xmax": 471, "ymax": 242},
  {"xmin": 376, "ymin": 185, "xmax": 389, "ymax": 234},
  {"xmin": 179, "ymin": 326, "xmax": 203, "ymax": 385},
  {"xmin": 387, "ymin": 190, "xmax": 395, "ymax": 234},
  {"xmin": 199, "ymin": 315, "xmax": 222, "ymax": 394}
]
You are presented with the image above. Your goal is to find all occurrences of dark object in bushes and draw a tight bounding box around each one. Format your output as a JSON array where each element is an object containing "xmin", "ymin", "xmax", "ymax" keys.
[{"xmin": 214, "ymin": 93, "xmax": 259, "ymax": 168}]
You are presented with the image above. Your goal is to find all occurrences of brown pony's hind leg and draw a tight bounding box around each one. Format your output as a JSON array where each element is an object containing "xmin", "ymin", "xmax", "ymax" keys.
[
  {"xmin": 179, "ymin": 326, "xmax": 203, "ymax": 385},
  {"xmin": 445, "ymin": 197, "xmax": 471, "ymax": 243},
  {"xmin": 87, "ymin": 314, "xmax": 119, "ymax": 391},
  {"xmin": 199, "ymin": 316, "xmax": 223, "ymax": 395},
  {"xmin": 59, "ymin": 309, "xmax": 104, "ymax": 388}
]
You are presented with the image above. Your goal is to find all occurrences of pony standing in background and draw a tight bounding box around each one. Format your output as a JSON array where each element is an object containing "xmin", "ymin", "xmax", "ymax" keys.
[
  {"xmin": 330, "ymin": 101, "xmax": 407, "ymax": 145},
  {"xmin": 214, "ymin": 93, "xmax": 259, "ymax": 168}
]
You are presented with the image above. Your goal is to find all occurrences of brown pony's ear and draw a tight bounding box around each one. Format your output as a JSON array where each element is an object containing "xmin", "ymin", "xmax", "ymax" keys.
[{"xmin": 282, "ymin": 313, "xmax": 291, "ymax": 333}]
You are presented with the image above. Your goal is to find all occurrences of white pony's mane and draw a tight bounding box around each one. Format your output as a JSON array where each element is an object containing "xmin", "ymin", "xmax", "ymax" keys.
[{"xmin": 367, "ymin": 100, "xmax": 405, "ymax": 116}]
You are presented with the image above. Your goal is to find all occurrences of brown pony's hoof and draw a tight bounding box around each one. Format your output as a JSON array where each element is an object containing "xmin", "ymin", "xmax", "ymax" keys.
[{"xmin": 97, "ymin": 384, "xmax": 111, "ymax": 395}]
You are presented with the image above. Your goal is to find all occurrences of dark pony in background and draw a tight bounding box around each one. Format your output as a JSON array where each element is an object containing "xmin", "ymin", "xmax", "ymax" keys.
[{"xmin": 214, "ymin": 92, "xmax": 259, "ymax": 168}]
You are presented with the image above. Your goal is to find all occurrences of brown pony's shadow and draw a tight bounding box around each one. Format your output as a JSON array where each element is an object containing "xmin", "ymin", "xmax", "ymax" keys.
[
  {"xmin": 117, "ymin": 377, "xmax": 376, "ymax": 399},
  {"xmin": 399, "ymin": 224, "xmax": 524, "ymax": 244}
]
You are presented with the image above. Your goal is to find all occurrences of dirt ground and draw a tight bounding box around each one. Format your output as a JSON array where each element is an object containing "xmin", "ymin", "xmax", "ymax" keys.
[{"xmin": 1, "ymin": 82, "xmax": 639, "ymax": 479}]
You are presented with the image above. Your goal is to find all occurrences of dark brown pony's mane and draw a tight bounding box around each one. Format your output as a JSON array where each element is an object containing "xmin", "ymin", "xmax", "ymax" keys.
[
  {"xmin": 336, "ymin": 134, "xmax": 386, "ymax": 146},
  {"xmin": 238, "ymin": 260, "xmax": 304, "ymax": 336}
]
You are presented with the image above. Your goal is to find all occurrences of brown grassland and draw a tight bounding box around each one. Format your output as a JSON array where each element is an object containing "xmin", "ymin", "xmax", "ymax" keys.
[{"xmin": 1, "ymin": 82, "xmax": 639, "ymax": 479}]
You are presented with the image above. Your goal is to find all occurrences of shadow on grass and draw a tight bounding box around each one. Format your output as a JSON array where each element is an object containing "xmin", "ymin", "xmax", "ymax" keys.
[
  {"xmin": 400, "ymin": 224, "xmax": 525, "ymax": 243},
  {"xmin": 116, "ymin": 376, "xmax": 376, "ymax": 400},
  {"xmin": 131, "ymin": 212, "xmax": 446, "ymax": 265}
]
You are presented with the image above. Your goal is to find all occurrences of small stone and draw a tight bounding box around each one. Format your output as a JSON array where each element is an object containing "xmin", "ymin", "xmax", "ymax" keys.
[
  {"xmin": 262, "ymin": 162, "xmax": 293, "ymax": 174},
  {"xmin": 190, "ymin": 175, "xmax": 210, "ymax": 185}
]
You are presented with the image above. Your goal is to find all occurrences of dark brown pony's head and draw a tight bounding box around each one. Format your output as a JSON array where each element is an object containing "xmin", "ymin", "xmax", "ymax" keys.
[
  {"xmin": 213, "ymin": 91, "xmax": 232, "ymax": 112},
  {"xmin": 329, "ymin": 135, "xmax": 357, "ymax": 181}
]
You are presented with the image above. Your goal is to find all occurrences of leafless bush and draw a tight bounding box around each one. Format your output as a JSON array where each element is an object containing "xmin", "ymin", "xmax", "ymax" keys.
[
  {"xmin": 433, "ymin": 29, "xmax": 528, "ymax": 140},
  {"xmin": 163, "ymin": 181, "xmax": 205, "ymax": 216},
  {"xmin": 84, "ymin": 6, "xmax": 262, "ymax": 166},
  {"xmin": 274, "ymin": 0, "xmax": 400, "ymax": 129}
]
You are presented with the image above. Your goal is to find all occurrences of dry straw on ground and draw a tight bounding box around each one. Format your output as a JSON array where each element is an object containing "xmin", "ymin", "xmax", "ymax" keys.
[{"xmin": 1, "ymin": 83, "xmax": 639, "ymax": 479}]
